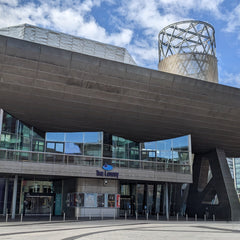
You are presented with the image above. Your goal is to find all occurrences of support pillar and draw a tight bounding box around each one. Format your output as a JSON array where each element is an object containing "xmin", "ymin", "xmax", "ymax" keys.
[
  {"xmin": 165, "ymin": 183, "xmax": 169, "ymax": 219},
  {"xmin": 3, "ymin": 178, "xmax": 9, "ymax": 215},
  {"xmin": 186, "ymin": 148, "xmax": 240, "ymax": 221},
  {"xmin": 0, "ymin": 108, "xmax": 3, "ymax": 135},
  {"xmin": 11, "ymin": 175, "xmax": 18, "ymax": 219}
]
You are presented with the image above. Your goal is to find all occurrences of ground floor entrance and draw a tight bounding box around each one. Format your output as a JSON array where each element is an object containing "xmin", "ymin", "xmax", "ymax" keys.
[
  {"xmin": 119, "ymin": 182, "xmax": 188, "ymax": 217},
  {"xmin": 0, "ymin": 176, "xmax": 189, "ymax": 219}
]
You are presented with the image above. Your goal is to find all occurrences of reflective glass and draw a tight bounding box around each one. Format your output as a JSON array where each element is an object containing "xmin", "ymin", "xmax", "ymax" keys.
[
  {"xmin": 84, "ymin": 132, "xmax": 102, "ymax": 143},
  {"xmin": 65, "ymin": 142, "xmax": 83, "ymax": 154},
  {"xmin": 46, "ymin": 142, "xmax": 55, "ymax": 152},
  {"xmin": 46, "ymin": 133, "xmax": 65, "ymax": 142},
  {"xmin": 142, "ymin": 141, "xmax": 156, "ymax": 150},
  {"xmin": 172, "ymin": 135, "xmax": 188, "ymax": 151},
  {"xmin": 0, "ymin": 132, "xmax": 17, "ymax": 149},
  {"xmin": 2, "ymin": 112, "xmax": 17, "ymax": 133},
  {"xmin": 32, "ymin": 139, "xmax": 45, "ymax": 152},
  {"xmin": 65, "ymin": 132, "xmax": 83, "ymax": 143},
  {"xmin": 55, "ymin": 143, "xmax": 64, "ymax": 153},
  {"xmin": 18, "ymin": 122, "xmax": 31, "ymax": 138},
  {"xmin": 84, "ymin": 143, "xmax": 102, "ymax": 156},
  {"xmin": 157, "ymin": 139, "xmax": 171, "ymax": 152}
]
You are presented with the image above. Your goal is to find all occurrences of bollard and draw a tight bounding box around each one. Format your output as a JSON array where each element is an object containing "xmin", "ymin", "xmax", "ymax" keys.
[
  {"xmin": 157, "ymin": 213, "xmax": 159, "ymax": 221},
  {"xmin": 135, "ymin": 211, "xmax": 138, "ymax": 220},
  {"xmin": 204, "ymin": 214, "xmax": 206, "ymax": 221},
  {"xmin": 176, "ymin": 213, "xmax": 179, "ymax": 221},
  {"xmin": 49, "ymin": 213, "xmax": 52, "ymax": 222},
  {"xmin": 195, "ymin": 214, "xmax": 197, "ymax": 221},
  {"xmin": 186, "ymin": 214, "xmax": 188, "ymax": 221},
  {"xmin": 146, "ymin": 212, "xmax": 149, "ymax": 221},
  {"xmin": 113, "ymin": 210, "xmax": 115, "ymax": 220},
  {"xmin": 20, "ymin": 213, "xmax": 23, "ymax": 222},
  {"xmin": 125, "ymin": 211, "xmax": 127, "ymax": 220},
  {"xmin": 63, "ymin": 212, "xmax": 65, "ymax": 222},
  {"xmin": 213, "ymin": 214, "xmax": 215, "ymax": 221},
  {"xmin": 6, "ymin": 213, "xmax": 8, "ymax": 222},
  {"xmin": 76, "ymin": 215, "xmax": 79, "ymax": 221}
]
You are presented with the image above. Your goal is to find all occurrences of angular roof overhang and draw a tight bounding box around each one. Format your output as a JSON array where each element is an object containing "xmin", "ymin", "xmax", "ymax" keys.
[{"xmin": 0, "ymin": 35, "xmax": 240, "ymax": 156}]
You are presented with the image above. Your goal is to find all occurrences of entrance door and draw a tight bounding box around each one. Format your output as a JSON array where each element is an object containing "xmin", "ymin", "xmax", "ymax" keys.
[{"xmin": 24, "ymin": 194, "xmax": 54, "ymax": 215}]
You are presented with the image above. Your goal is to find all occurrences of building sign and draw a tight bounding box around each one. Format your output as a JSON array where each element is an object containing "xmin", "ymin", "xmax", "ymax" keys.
[
  {"xmin": 97, "ymin": 194, "xmax": 105, "ymax": 207},
  {"xmin": 108, "ymin": 194, "xmax": 115, "ymax": 208},
  {"xmin": 102, "ymin": 164, "xmax": 113, "ymax": 171},
  {"xmin": 96, "ymin": 164, "xmax": 119, "ymax": 178},
  {"xmin": 55, "ymin": 193, "xmax": 62, "ymax": 216},
  {"xmin": 116, "ymin": 194, "xmax": 120, "ymax": 208}
]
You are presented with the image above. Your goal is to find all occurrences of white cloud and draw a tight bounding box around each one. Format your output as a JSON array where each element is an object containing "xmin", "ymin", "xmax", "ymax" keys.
[
  {"xmin": 0, "ymin": 0, "xmax": 229, "ymax": 72},
  {"xmin": 219, "ymin": 71, "xmax": 240, "ymax": 88},
  {"xmin": 0, "ymin": 0, "xmax": 18, "ymax": 7},
  {"xmin": 0, "ymin": 0, "xmax": 133, "ymax": 47},
  {"xmin": 224, "ymin": 4, "xmax": 240, "ymax": 35}
]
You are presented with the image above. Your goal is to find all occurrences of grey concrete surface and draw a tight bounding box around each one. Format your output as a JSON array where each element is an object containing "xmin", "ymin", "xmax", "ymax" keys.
[
  {"xmin": 0, "ymin": 220, "xmax": 240, "ymax": 240},
  {"xmin": 1, "ymin": 35, "xmax": 240, "ymax": 156},
  {"xmin": 0, "ymin": 160, "xmax": 192, "ymax": 183}
]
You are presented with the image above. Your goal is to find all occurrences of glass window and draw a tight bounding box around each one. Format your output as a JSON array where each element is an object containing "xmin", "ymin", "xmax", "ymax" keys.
[
  {"xmin": 2, "ymin": 112, "xmax": 17, "ymax": 133},
  {"xmin": 157, "ymin": 139, "xmax": 172, "ymax": 152},
  {"xmin": 0, "ymin": 132, "xmax": 17, "ymax": 149},
  {"xmin": 46, "ymin": 142, "xmax": 55, "ymax": 152},
  {"xmin": 65, "ymin": 132, "xmax": 84, "ymax": 143},
  {"xmin": 121, "ymin": 185, "xmax": 130, "ymax": 195},
  {"xmin": 32, "ymin": 139, "xmax": 45, "ymax": 152},
  {"xmin": 18, "ymin": 122, "xmax": 31, "ymax": 138},
  {"xmin": 84, "ymin": 132, "xmax": 102, "ymax": 143},
  {"xmin": 97, "ymin": 194, "xmax": 105, "ymax": 207},
  {"xmin": 55, "ymin": 143, "xmax": 64, "ymax": 153},
  {"xmin": 46, "ymin": 133, "xmax": 65, "ymax": 142},
  {"xmin": 143, "ymin": 141, "xmax": 156, "ymax": 150},
  {"xmin": 84, "ymin": 143, "xmax": 102, "ymax": 156},
  {"xmin": 172, "ymin": 135, "xmax": 189, "ymax": 151},
  {"xmin": 65, "ymin": 142, "xmax": 83, "ymax": 154}
]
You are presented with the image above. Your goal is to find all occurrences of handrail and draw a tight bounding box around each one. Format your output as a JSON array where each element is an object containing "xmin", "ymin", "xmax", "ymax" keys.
[{"xmin": 0, "ymin": 148, "xmax": 191, "ymax": 174}]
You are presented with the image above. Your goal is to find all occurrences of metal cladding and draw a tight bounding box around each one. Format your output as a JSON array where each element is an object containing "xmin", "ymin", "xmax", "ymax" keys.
[
  {"xmin": 158, "ymin": 20, "xmax": 218, "ymax": 83},
  {"xmin": 0, "ymin": 24, "xmax": 136, "ymax": 65},
  {"xmin": 0, "ymin": 34, "xmax": 240, "ymax": 157}
]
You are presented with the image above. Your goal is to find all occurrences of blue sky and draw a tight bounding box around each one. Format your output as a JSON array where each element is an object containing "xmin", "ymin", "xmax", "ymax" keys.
[{"xmin": 0, "ymin": 0, "xmax": 240, "ymax": 88}]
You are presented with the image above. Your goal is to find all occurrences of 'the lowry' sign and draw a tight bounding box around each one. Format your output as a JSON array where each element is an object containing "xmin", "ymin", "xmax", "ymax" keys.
[{"xmin": 96, "ymin": 163, "xmax": 119, "ymax": 178}]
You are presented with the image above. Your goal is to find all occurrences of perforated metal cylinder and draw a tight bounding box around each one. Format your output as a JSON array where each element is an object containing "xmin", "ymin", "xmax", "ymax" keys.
[{"xmin": 158, "ymin": 20, "xmax": 218, "ymax": 83}]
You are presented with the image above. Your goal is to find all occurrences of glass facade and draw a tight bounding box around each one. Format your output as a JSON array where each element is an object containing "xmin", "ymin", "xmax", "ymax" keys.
[
  {"xmin": 141, "ymin": 135, "xmax": 191, "ymax": 164},
  {"xmin": 46, "ymin": 132, "xmax": 103, "ymax": 157},
  {"xmin": 0, "ymin": 110, "xmax": 191, "ymax": 172},
  {"xmin": 0, "ymin": 112, "xmax": 45, "ymax": 152}
]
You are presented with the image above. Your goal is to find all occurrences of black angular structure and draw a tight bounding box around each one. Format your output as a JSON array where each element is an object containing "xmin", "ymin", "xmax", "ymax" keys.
[{"xmin": 187, "ymin": 149, "xmax": 240, "ymax": 220}]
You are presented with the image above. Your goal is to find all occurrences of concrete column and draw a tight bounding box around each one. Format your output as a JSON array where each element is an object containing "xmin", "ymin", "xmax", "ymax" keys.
[
  {"xmin": 0, "ymin": 109, "xmax": 3, "ymax": 135},
  {"xmin": 165, "ymin": 182, "xmax": 169, "ymax": 219},
  {"xmin": 11, "ymin": 175, "xmax": 18, "ymax": 219},
  {"xmin": 3, "ymin": 178, "xmax": 9, "ymax": 215}
]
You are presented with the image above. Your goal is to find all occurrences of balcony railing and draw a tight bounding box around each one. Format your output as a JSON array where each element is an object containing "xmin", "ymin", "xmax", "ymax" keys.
[{"xmin": 0, "ymin": 148, "xmax": 191, "ymax": 174}]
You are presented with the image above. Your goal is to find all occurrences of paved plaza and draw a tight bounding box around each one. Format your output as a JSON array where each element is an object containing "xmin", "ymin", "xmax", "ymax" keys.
[{"xmin": 0, "ymin": 220, "xmax": 240, "ymax": 240}]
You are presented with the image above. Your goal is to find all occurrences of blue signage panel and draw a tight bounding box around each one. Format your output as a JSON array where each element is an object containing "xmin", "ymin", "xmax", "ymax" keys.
[{"xmin": 55, "ymin": 193, "xmax": 62, "ymax": 216}]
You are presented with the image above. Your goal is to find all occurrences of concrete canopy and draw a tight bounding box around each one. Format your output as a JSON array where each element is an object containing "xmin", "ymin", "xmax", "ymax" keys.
[{"xmin": 0, "ymin": 35, "xmax": 240, "ymax": 156}]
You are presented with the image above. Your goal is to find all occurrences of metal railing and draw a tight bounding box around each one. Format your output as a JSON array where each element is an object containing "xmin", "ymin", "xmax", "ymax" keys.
[{"xmin": 0, "ymin": 148, "xmax": 191, "ymax": 174}]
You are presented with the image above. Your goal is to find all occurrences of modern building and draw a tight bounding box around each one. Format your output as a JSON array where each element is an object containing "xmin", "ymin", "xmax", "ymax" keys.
[{"xmin": 0, "ymin": 21, "xmax": 240, "ymax": 221}]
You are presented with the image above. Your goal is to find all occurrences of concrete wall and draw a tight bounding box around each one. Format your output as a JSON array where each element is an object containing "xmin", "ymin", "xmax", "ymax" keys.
[
  {"xmin": 0, "ymin": 160, "xmax": 192, "ymax": 183},
  {"xmin": 75, "ymin": 178, "xmax": 119, "ymax": 217},
  {"xmin": 0, "ymin": 35, "xmax": 240, "ymax": 156}
]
